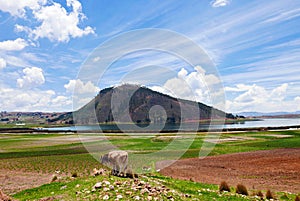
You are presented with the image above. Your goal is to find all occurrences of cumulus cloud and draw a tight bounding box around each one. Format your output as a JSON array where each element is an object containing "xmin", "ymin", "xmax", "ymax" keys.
[
  {"xmin": 211, "ymin": 0, "xmax": 231, "ymax": 7},
  {"xmin": 15, "ymin": 0, "xmax": 95, "ymax": 42},
  {"xmin": 64, "ymin": 79, "xmax": 100, "ymax": 94},
  {"xmin": 225, "ymin": 83, "xmax": 300, "ymax": 113},
  {"xmin": 17, "ymin": 67, "xmax": 45, "ymax": 88},
  {"xmin": 0, "ymin": 86, "xmax": 72, "ymax": 112},
  {"xmin": 0, "ymin": 38, "xmax": 28, "ymax": 51},
  {"xmin": 64, "ymin": 79, "xmax": 100, "ymax": 109},
  {"xmin": 0, "ymin": 0, "xmax": 46, "ymax": 17},
  {"xmin": 151, "ymin": 66, "xmax": 221, "ymax": 104},
  {"xmin": 0, "ymin": 58, "xmax": 6, "ymax": 69}
]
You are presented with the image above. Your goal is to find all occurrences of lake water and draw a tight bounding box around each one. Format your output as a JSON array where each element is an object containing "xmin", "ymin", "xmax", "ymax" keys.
[{"xmin": 47, "ymin": 118, "xmax": 300, "ymax": 132}]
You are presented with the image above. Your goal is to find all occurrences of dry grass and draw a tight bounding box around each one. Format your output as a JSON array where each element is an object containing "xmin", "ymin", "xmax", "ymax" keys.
[
  {"xmin": 51, "ymin": 175, "xmax": 58, "ymax": 182},
  {"xmin": 235, "ymin": 184, "xmax": 248, "ymax": 196},
  {"xmin": 219, "ymin": 181, "xmax": 230, "ymax": 192},
  {"xmin": 266, "ymin": 189, "xmax": 274, "ymax": 200},
  {"xmin": 254, "ymin": 190, "xmax": 264, "ymax": 199}
]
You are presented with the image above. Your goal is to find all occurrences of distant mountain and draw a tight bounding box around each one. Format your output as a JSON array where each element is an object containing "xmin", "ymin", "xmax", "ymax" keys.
[
  {"xmin": 237, "ymin": 111, "xmax": 300, "ymax": 117},
  {"xmin": 72, "ymin": 84, "xmax": 235, "ymax": 125}
]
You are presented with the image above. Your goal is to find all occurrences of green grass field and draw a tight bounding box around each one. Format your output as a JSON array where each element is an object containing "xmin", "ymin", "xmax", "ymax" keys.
[{"xmin": 0, "ymin": 130, "xmax": 299, "ymax": 200}]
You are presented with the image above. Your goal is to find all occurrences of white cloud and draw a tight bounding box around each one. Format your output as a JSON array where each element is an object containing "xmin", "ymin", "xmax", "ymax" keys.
[
  {"xmin": 224, "ymin": 84, "xmax": 253, "ymax": 92},
  {"xmin": 0, "ymin": 0, "xmax": 46, "ymax": 17},
  {"xmin": 0, "ymin": 58, "xmax": 6, "ymax": 69},
  {"xmin": 0, "ymin": 38, "xmax": 28, "ymax": 51},
  {"xmin": 211, "ymin": 0, "xmax": 230, "ymax": 8},
  {"xmin": 17, "ymin": 67, "xmax": 45, "ymax": 88},
  {"xmin": 0, "ymin": 86, "xmax": 72, "ymax": 112},
  {"xmin": 151, "ymin": 66, "xmax": 221, "ymax": 104},
  {"xmin": 93, "ymin": 56, "xmax": 101, "ymax": 62},
  {"xmin": 64, "ymin": 79, "xmax": 99, "ymax": 94},
  {"xmin": 16, "ymin": 0, "xmax": 95, "ymax": 42},
  {"xmin": 262, "ymin": 8, "xmax": 300, "ymax": 24},
  {"xmin": 225, "ymin": 83, "xmax": 300, "ymax": 113},
  {"xmin": 64, "ymin": 79, "xmax": 100, "ymax": 110}
]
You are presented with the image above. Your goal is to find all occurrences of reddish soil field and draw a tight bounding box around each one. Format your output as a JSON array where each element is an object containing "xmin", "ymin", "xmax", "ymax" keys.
[
  {"xmin": 0, "ymin": 170, "xmax": 52, "ymax": 195},
  {"xmin": 157, "ymin": 148, "xmax": 300, "ymax": 193}
]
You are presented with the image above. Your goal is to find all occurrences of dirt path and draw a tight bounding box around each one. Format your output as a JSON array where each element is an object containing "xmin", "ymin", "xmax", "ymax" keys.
[
  {"xmin": 157, "ymin": 148, "xmax": 300, "ymax": 193},
  {"xmin": 0, "ymin": 170, "xmax": 52, "ymax": 195}
]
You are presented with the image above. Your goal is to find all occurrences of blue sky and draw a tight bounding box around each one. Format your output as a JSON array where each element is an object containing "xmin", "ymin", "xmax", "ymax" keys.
[{"xmin": 0, "ymin": 0, "xmax": 300, "ymax": 113}]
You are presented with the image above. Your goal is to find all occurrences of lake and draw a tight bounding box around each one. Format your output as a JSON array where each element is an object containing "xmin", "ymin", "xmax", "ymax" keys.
[{"xmin": 47, "ymin": 118, "xmax": 300, "ymax": 132}]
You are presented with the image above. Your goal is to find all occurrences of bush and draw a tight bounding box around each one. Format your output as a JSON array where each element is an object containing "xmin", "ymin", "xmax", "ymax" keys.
[
  {"xmin": 266, "ymin": 189, "xmax": 274, "ymax": 200},
  {"xmin": 219, "ymin": 181, "xmax": 230, "ymax": 192},
  {"xmin": 51, "ymin": 175, "xmax": 58, "ymax": 182},
  {"xmin": 295, "ymin": 195, "xmax": 300, "ymax": 201},
  {"xmin": 235, "ymin": 184, "xmax": 248, "ymax": 196},
  {"xmin": 255, "ymin": 190, "xmax": 264, "ymax": 199},
  {"xmin": 71, "ymin": 172, "xmax": 78, "ymax": 178}
]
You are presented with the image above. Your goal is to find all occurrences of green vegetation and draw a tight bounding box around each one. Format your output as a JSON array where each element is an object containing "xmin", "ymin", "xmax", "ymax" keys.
[
  {"xmin": 12, "ymin": 174, "xmax": 299, "ymax": 201},
  {"xmin": 0, "ymin": 130, "xmax": 299, "ymax": 200}
]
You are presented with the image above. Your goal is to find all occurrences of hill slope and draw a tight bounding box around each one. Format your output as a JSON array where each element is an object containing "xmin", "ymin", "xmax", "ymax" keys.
[{"xmin": 73, "ymin": 84, "xmax": 234, "ymax": 125}]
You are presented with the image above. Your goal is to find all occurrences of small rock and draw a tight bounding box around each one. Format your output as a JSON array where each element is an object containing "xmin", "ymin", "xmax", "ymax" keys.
[
  {"xmin": 114, "ymin": 181, "xmax": 122, "ymax": 186},
  {"xmin": 109, "ymin": 185, "xmax": 114, "ymax": 190},
  {"xmin": 103, "ymin": 180, "xmax": 110, "ymax": 186},
  {"xmin": 184, "ymin": 194, "xmax": 191, "ymax": 198},
  {"xmin": 116, "ymin": 194, "xmax": 123, "ymax": 199},
  {"xmin": 134, "ymin": 195, "xmax": 140, "ymax": 200},
  {"xmin": 75, "ymin": 184, "xmax": 80, "ymax": 188},
  {"xmin": 94, "ymin": 182, "xmax": 102, "ymax": 189},
  {"xmin": 103, "ymin": 194, "xmax": 109, "ymax": 200},
  {"xmin": 60, "ymin": 185, "xmax": 67, "ymax": 190},
  {"xmin": 103, "ymin": 187, "xmax": 110, "ymax": 192},
  {"xmin": 125, "ymin": 191, "xmax": 132, "ymax": 195},
  {"xmin": 141, "ymin": 188, "xmax": 149, "ymax": 194}
]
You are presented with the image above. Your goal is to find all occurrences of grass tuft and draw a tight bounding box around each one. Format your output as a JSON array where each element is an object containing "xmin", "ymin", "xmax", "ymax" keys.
[
  {"xmin": 255, "ymin": 190, "xmax": 264, "ymax": 199},
  {"xmin": 219, "ymin": 181, "xmax": 230, "ymax": 192},
  {"xmin": 266, "ymin": 189, "xmax": 274, "ymax": 200},
  {"xmin": 235, "ymin": 184, "xmax": 248, "ymax": 196},
  {"xmin": 51, "ymin": 175, "xmax": 58, "ymax": 182},
  {"xmin": 71, "ymin": 172, "xmax": 78, "ymax": 178}
]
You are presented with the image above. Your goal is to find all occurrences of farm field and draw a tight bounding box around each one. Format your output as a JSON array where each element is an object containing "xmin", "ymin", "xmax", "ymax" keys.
[{"xmin": 0, "ymin": 130, "xmax": 299, "ymax": 200}]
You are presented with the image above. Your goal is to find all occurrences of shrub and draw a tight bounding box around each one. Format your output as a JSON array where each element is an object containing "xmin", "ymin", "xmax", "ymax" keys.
[
  {"xmin": 235, "ymin": 184, "xmax": 248, "ymax": 196},
  {"xmin": 51, "ymin": 175, "xmax": 58, "ymax": 182},
  {"xmin": 71, "ymin": 172, "xmax": 78, "ymax": 178},
  {"xmin": 295, "ymin": 195, "xmax": 300, "ymax": 201},
  {"xmin": 266, "ymin": 189, "xmax": 274, "ymax": 200},
  {"xmin": 219, "ymin": 181, "xmax": 231, "ymax": 192},
  {"xmin": 255, "ymin": 190, "xmax": 264, "ymax": 199}
]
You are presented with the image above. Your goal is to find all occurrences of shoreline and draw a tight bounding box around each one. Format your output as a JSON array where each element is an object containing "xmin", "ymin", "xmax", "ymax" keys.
[{"xmin": 0, "ymin": 124, "xmax": 299, "ymax": 133}]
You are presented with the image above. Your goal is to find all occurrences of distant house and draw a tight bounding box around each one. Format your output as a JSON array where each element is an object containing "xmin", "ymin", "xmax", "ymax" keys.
[{"xmin": 15, "ymin": 123, "xmax": 26, "ymax": 126}]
